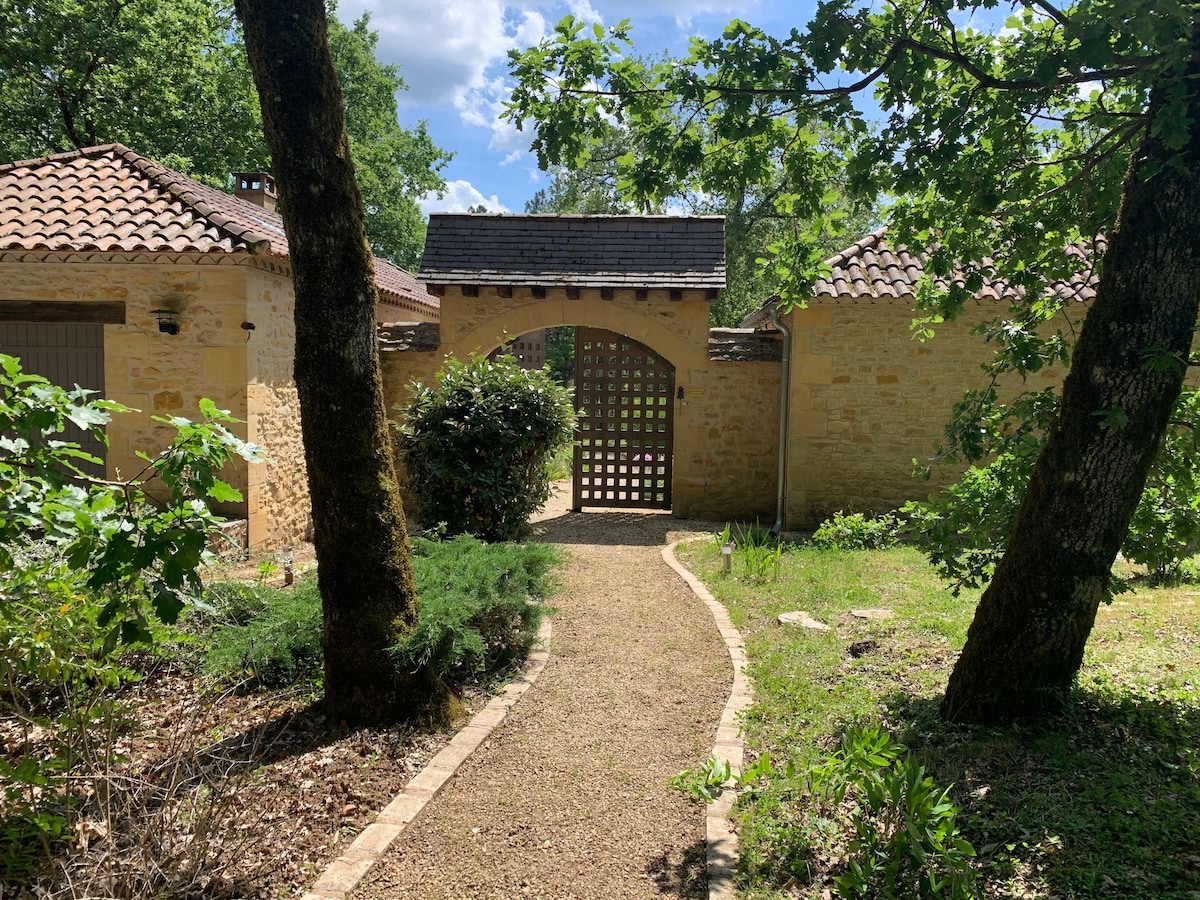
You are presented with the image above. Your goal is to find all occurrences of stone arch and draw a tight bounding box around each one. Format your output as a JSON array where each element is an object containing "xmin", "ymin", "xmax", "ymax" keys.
[
  {"xmin": 379, "ymin": 284, "xmax": 784, "ymax": 523},
  {"xmin": 445, "ymin": 299, "xmax": 695, "ymax": 372}
]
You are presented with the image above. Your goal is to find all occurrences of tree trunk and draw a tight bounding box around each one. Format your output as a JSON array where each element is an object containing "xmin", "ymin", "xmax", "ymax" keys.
[
  {"xmin": 941, "ymin": 42, "xmax": 1200, "ymax": 723},
  {"xmin": 236, "ymin": 0, "xmax": 430, "ymax": 723}
]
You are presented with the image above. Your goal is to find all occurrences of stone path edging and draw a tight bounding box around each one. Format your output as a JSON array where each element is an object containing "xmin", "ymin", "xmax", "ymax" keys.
[
  {"xmin": 298, "ymin": 618, "xmax": 554, "ymax": 900},
  {"xmin": 301, "ymin": 538, "xmax": 748, "ymax": 900},
  {"xmin": 662, "ymin": 539, "xmax": 754, "ymax": 900}
]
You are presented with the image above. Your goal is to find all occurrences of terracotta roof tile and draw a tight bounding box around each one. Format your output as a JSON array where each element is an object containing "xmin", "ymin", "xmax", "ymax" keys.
[
  {"xmin": 0, "ymin": 144, "xmax": 438, "ymax": 315},
  {"xmin": 810, "ymin": 228, "xmax": 1099, "ymax": 304},
  {"xmin": 741, "ymin": 229, "xmax": 1101, "ymax": 328},
  {"xmin": 420, "ymin": 213, "xmax": 726, "ymax": 290}
]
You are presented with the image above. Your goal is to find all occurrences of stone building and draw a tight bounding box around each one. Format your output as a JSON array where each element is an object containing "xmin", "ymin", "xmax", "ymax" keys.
[
  {"xmin": 386, "ymin": 215, "xmax": 1099, "ymax": 528},
  {"xmin": 0, "ymin": 144, "xmax": 439, "ymax": 549},
  {"xmin": 399, "ymin": 214, "xmax": 781, "ymax": 520},
  {"xmin": 3, "ymin": 151, "xmax": 1148, "ymax": 539},
  {"xmin": 747, "ymin": 230, "xmax": 1094, "ymax": 525}
]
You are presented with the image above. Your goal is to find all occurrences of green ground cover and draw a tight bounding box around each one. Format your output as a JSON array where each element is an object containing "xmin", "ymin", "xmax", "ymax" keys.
[
  {"xmin": 201, "ymin": 535, "xmax": 558, "ymax": 692},
  {"xmin": 677, "ymin": 540, "xmax": 1200, "ymax": 899}
]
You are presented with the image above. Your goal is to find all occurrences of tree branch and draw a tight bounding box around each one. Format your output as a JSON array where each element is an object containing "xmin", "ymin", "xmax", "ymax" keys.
[
  {"xmin": 995, "ymin": 120, "xmax": 1143, "ymax": 218},
  {"xmin": 893, "ymin": 36, "xmax": 1153, "ymax": 91},
  {"xmin": 1030, "ymin": 0, "xmax": 1071, "ymax": 28},
  {"xmin": 552, "ymin": 32, "xmax": 1150, "ymax": 110}
]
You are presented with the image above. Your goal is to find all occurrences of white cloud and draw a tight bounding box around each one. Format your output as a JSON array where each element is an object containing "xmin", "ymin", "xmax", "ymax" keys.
[
  {"xmin": 332, "ymin": 1, "xmax": 750, "ymax": 111},
  {"xmin": 420, "ymin": 180, "xmax": 513, "ymax": 214},
  {"xmin": 566, "ymin": 0, "xmax": 603, "ymax": 23},
  {"xmin": 334, "ymin": 1, "xmax": 547, "ymax": 108},
  {"xmin": 460, "ymin": 74, "xmax": 537, "ymax": 162},
  {"xmin": 333, "ymin": 0, "xmax": 761, "ymax": 181}
]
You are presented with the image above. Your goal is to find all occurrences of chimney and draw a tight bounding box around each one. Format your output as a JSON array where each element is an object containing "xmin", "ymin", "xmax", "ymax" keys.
[{"xmin": 233, "ymin": 172, "xmax": 277, "ymax": 212}]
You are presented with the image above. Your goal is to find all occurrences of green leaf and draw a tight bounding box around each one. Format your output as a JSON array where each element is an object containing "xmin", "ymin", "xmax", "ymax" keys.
[
  {"xmin": 1092, "ymin": 406, "xmax": 1130, "ymax": 431},
  {"xmin": 152, "ymin": 580, "xmax": 185, "ymax": 625},
  {"xmin": 207, "ymin": 479, "xmax": 243, "ymax": 503}
]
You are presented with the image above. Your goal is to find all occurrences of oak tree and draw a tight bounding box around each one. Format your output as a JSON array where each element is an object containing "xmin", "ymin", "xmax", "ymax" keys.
[
  {"xmin": 236, "ymin": 0, "xmax": 437, "ymax": 724},
  {"xmin": 507, "ymin": 2, "xmax": 1200, "ymax": 722}
]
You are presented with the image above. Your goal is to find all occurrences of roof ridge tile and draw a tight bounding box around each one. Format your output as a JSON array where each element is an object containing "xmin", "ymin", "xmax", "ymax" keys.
[{"xmin": 116, "ymin": 148, "xmax": 274, "ymax": 255}]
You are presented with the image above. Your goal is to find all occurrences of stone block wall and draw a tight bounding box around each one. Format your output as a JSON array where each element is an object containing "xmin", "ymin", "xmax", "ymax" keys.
[
  {"xmin": 379, "ymin": 287, "xmax": 783, "ymax": 525},
  {"xmin": 379, "ymin": 337, "xmax": 445, "ymax": 515},
  {"xmin": 0, "ymin": 257, "xmax": 312, "ymax": 550},
  {"xmin": 783, "ymin": 299, "xmax": 1068, "ymax": 525},
  {"xmin": 0, "ymin": 258, "xmax": 249, "ymax": 488},
  {"xmin": 673, "ymin": 357, "xmax": 780, "ymax": 522},
  {"xmin": 244, "ymin": 267, "xmax": 309, "ymax": 548}
]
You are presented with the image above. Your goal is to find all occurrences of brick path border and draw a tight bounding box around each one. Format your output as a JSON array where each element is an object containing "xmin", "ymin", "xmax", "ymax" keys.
[
  {"xmin": 663, "ymin": 539, "xmax": 753, "ymax": 900},
  {"xmin": 298, "ymin": 619, "xmax": 553, "ymax": 900}
]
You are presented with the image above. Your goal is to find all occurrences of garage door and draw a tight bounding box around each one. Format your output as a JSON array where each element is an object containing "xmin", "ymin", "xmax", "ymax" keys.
[{"xmin": 0, "ymin": 323, "xmax": 107, "ymax": 476}]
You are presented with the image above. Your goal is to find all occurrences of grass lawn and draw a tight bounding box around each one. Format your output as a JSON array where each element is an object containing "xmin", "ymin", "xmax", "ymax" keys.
[{"xmin": 677, "ymin": 540, "xmax": 1200, "ymax": 899}]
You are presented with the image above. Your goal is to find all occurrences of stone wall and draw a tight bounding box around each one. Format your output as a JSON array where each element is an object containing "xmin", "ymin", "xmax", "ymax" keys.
[
  {"xmin": 783, "ymin": 299, "xmax": 1069, "ymax": 525},
  {"xmin": 244, "ymin": 267, "xmax": 309, "ymax": 549},
  {"xmin": 0, "ymin": 256, "xmax": 311, "ymax": 549},
  {"xmin": 675, "ymin": 356, "xmax": 780, "ymax": 522},
  {"xmin": 379, "ymin": 334, "xmax": 443, "ymax": 514},
  {"xmin": 379, "ymin": 286, "xmax": 783, "ymax": 523},
  {"xmin": 377, "ymin": 285, "xmax": 1200, "ymax": 532},
  {"xmin": 0, "ymin": 257, "xmax": 249, "ymax": 485}
]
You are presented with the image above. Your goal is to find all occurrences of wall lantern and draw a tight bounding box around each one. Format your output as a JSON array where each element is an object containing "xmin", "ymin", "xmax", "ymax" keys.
[{"xmin": 152, "ymin": 308, "xmax": 181, "ymax": 335}]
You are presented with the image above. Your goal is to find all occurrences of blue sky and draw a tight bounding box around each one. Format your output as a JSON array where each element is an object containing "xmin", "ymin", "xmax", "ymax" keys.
[{"xmin": 332, "ymin": 1, "xmax": 810, "ymax": 214}]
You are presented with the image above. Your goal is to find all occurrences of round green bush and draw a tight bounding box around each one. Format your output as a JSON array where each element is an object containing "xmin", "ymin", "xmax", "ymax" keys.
[{"xmin": 396, "ymin": 352, "xmax": 576, "ymax": 541}]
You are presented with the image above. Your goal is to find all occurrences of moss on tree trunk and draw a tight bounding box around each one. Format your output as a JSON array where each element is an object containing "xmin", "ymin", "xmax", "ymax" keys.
[
  {"xmin": 236, "ymin": 0, "xmax": 434, "ymax": 723},
  {"xmin": 942, "ymin": 36, "xmax": 1200, "ymax": 723}
]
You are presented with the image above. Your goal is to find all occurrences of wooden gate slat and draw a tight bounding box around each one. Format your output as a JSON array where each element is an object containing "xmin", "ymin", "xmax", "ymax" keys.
[{"xmin": 572, "ymin": 327, "xmax": 673, "ymax": 510}]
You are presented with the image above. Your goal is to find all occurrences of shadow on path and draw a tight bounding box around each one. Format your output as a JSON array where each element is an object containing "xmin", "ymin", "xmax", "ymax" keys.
[{"xmin": 532, "ymin": 511, "xmax": 719, "ymax": 547}]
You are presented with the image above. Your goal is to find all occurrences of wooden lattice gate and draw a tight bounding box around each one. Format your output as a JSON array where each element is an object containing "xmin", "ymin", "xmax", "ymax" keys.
[{"xmin": 572, "ymin": 327, "xmax": 674, "ymax": 510}]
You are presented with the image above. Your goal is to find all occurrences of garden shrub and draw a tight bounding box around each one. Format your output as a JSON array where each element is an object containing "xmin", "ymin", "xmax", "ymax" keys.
[
  {"xmin": 396, "ymin": 352, "xmax": 575, "ymax": 541},
  {"xmin": 391, "ymin": 535, "xmax": 557, "ymax": 688},
  {"xmin": 906, "ymin": 387, "xmax": 1200, "ymax": 590},
  {"xmin": 201, "ymin": 579, "xmax": 324, "ymax": 688},
  {"xmin": 202, "ymin": 536, "xmax": 558, "ymax": 692},
  {"xmin": 810, "ymin": 510, "xmax": 901, "ymax": 551},
  {"xmin": 0, "ymin": 354, "xmax": 262, "ymax": 875},
  {"xmin": 671, "ymin": 726, "xmax": 975, "ymax": 899}
]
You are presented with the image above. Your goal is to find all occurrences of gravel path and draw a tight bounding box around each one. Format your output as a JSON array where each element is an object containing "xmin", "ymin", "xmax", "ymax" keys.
[{"xmin": 352, "ymin": 495, "xmax": 730, "ymax": 900}]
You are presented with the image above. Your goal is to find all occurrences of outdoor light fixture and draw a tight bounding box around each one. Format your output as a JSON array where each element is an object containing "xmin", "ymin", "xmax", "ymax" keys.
[{"xmin": 152, "ymin": 308, "xmax": 181, "ymax": 335}]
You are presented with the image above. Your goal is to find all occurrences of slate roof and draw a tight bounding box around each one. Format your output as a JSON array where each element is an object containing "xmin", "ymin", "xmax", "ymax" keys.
[
  {"xmin": 0, "ymin": 144, "xmax": 439, "ymax": 314},
  {"xmin": 420, "ymin": 214, "xmax": 726, "ymax": 290},
  {"xmin": 742, "ymin": 228, "xmax": 1099, "ymax": 327},
  {"xmin": 708, "ymin": 328, "xmax": 783, "ymax": 362}
]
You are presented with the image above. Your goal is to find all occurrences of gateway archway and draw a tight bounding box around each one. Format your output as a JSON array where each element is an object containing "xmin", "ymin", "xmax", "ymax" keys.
[{"xmin": 382, "ymin": 213, "xmax": 786, "ymax": 524}]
